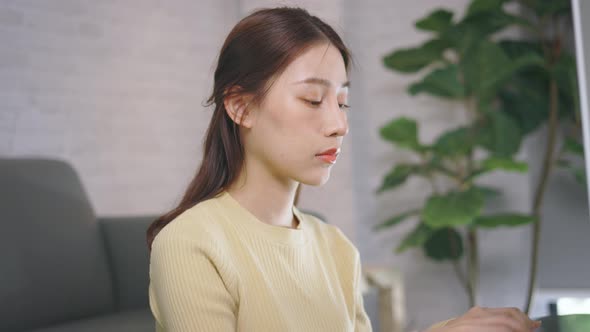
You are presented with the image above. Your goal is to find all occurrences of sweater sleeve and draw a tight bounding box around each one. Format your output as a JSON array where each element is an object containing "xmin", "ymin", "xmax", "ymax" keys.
[
  {"xmin": 150, "ymin": 232, "xmax": 237, "ymax": 332},
  {"xmin": 428, "ymin": 318, "xmax": 453, "ymax": 330},
  {"xmin": 353, "ymin": 252, "xmax": 373, "ymax": 332}
]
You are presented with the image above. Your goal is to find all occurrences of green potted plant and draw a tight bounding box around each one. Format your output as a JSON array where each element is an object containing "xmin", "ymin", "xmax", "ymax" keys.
[{"xmin": 376, "ymin": 0, "xmax": 580, "ymax": 312}]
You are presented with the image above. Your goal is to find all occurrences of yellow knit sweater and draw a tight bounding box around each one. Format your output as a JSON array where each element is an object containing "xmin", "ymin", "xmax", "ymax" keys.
[{"xmin": 148, "ymin": 191, "xmax": 372, "ymax": 331}]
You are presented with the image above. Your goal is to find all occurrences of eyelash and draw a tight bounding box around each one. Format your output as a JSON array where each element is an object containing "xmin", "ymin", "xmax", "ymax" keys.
[{"xmin": 305, "ymin": 99, "xmax": 350, "ymax": 110}]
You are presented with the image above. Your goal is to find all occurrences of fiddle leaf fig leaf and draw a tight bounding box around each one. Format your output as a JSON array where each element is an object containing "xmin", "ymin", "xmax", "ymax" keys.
[
  {"xmin": 443, "ymin": 9, "xmax": 531, "ymax": 56},
  {"xmin": 481, "ymin": 157, "xmax": 528, "ymax": 172},
  {"xmin": 408, "ymin": 64, "xmax": 465, "ymax": 98},
  {"xmin": 466, "ymin": 0, "xmax": 507, "ymax": 16},
  {"xmin": 433, "ymin": 127, "xmax": 475, "ymax": 157},
  {"xmin": 498, "ymin": 79, "xmax": 549, "ymax": 136},
  {"xmin": 422, "ymin": 187, "xmax": 483, "ymax": 228},
  {"xmin": 396, "ymin": 222, "xmax": 434, "ymax": 253},
  {"xmin": 525, "ymin": 0, "xmax": 571, "ymax": 16},
  {"xmin": 383, "ymin": 39, "xmax": 450, "ymax": 73},
  {"xmin": 380, "ymin": 117, "xmax": 423, "ymax": 150},
  {"xmin": 499, "ymin": 40, "xmax": 543, "ymax": 60},
  {"xmin": 377, "ymin": 164, "xmax": 422, "ymax": 193},
  {"xmin": 468, "ymin": 157, "xmax": 528, "ymax": 180},
  {"xmin": 423, "ymin": 227, "xmax": 464, "ymax": 261},
  {"xmin": 415, "ymin": 9, "xmax": 454, "ymax": 32},
  {"xmin": 474, "ymin": 213, "xmax": 536, "ymax": 228},
  {"xmin": 477, "ymin": 111, "xmax": 522, "ymax": 157},
  {"xmin": 462, "ymin": 41, "xmax": 543, "ymax": 99}
]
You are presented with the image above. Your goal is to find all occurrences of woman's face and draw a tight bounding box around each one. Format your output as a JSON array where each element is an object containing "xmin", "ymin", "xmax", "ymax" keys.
[{"xmin": 244, "ymin": 42, "xmax": 349, "ymax": 186}]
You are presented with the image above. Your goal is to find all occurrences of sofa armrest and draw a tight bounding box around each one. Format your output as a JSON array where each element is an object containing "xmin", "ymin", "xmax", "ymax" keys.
[
  {"xmin": 99, "ymin": 215, "xmax": 156, "ymax": 312},
  {"xmin": 362, "ymin": 267, "xmax": 407, "ymax": 332}
]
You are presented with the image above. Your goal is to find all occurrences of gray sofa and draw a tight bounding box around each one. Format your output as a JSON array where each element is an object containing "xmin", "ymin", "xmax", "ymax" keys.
[{"xmin": 0, "ymin": 158, "xmax": 155, "ymax": 332}]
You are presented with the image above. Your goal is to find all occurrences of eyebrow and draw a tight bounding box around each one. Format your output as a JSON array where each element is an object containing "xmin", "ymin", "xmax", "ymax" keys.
[{"xmin": 294, "ymin": 77, "xmax": 350, "ymax": 88}]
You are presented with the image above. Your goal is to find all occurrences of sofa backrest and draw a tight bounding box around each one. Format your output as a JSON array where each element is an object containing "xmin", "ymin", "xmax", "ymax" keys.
[{"xmin": 0, "ymin": 158, "xmax": 115, "ymax": 331}]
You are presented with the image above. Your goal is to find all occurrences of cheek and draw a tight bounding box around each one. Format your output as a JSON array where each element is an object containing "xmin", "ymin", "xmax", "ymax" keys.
[
  {"xmin": 259, "ymin": 101, "xmax": 316, "ymax": 161},
  {"xmin": 264, "ymin": 98, "xmax": 313, "ymax": 136}
]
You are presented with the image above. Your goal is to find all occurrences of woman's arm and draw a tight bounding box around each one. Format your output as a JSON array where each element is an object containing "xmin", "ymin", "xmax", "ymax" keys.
[
  {"xmin": 150, "ymin": 233, "xmax": 237, "ymax": 331},
  {"xmin": 428, "ymin": 318, "xmax": 454, "ymax": 329},
  {"xmin": 353, "ymin": 252, "xmax": 373, "ymax": 332}
]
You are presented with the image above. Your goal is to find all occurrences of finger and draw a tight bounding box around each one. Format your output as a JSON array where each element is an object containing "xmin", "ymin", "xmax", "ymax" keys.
[
  {"xmin": 465, "ymin": 305, "xmax": 489, "ymax": 318},
  {"xmin": 485, "ymin": 307, "xmax": 536, "ymax": 328},
  {"xmin": 461, "ymin": 311, "xmax": 530, "ymax": 332},
  {"xmin": 506, "ymin": 307, "xmax": 531, "ymax": 328},
  {"xmin": 497, "ymin": 314, "xmax": 530, "ymax": 332}
]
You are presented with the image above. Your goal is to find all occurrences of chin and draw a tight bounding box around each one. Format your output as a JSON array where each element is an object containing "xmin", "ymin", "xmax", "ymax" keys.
[{"xmin": 298, "ymin": 169, "xmax": 331, "ymax": 186}]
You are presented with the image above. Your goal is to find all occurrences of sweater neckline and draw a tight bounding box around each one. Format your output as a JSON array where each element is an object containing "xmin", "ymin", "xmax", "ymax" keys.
[{"xmin": 216, "ymin": 191, "xmax": 308, "ymax": 246}]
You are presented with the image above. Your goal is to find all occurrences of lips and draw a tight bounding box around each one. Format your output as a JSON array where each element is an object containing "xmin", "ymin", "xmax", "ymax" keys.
[
  {"xmin": 317, "ymin": 148, "xmax": 338, "ymax": 156},
  {"xmin": 316, "ymin": 148, "xmax": 340, "ymax": 164}
]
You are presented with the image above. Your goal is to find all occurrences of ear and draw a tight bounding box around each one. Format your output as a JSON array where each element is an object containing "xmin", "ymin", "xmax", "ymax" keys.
[{"xmin": 223, "ymin": 88, "xmax": 255, "ymax": 128}]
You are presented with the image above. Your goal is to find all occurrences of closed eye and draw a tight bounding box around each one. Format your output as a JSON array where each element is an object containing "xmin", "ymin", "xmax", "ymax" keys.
[
  {"xmin": 306, "ymin": 99, "xmax": 322, "ymax": 106},
  {"xmin": 304, "ymin": 99, "xmax": 350, "ymax": 110}
]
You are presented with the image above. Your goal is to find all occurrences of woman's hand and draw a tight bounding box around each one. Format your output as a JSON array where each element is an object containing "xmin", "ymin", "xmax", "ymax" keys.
[{"xmin": 432, "ymin": 306, "xmax": 542, "ymax": 332}]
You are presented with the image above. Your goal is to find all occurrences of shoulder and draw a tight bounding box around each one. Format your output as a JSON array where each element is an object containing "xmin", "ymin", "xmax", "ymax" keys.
[
  {"xmin": 149, "ymin": 196, "xmax": 239, "ymax": 281},
  {"xmin": 149, "ymin": 197, "xmax": 239, "ymax": 291},
  {"xmin": 297, "ymin": 210, "xmax": 362, "ymax": 287},
  {"xmin": 298, "ymin": 209, "xmax": 360, "ymax": 262},
  {"xmin": 151, "ymin": 196, "xmax": 230, "ymax": 253}
]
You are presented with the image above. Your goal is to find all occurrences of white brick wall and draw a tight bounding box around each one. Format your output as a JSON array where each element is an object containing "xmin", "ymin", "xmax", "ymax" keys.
[{"xmin": 1, "ymin": 0, "xmax": 237, "ymax": 215}]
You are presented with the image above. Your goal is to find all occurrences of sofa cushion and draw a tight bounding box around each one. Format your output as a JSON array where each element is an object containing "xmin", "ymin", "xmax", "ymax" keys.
[
  {"xmin": 0, "ymin": 158, "xmax": 115, "ymax": 332},
  {"xmin": 99, "ymin": 216, "xmax": 153, "ymax": 311},
  {"xmin": 29, "ymin": 309, "xmax": 154, "ymax": 332}
]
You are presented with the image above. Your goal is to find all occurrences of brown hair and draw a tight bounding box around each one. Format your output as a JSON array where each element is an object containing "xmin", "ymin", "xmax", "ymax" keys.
[{"xmin": 146, "ymin": 6, "xmax": 352, "ymax": 250}]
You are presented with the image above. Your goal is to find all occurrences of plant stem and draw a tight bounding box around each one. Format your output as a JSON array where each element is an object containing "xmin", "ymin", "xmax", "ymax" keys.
[
  {"xmin": 456, "ymin": 95, "xmax": 478, "ymax": 307},
  {"xmin": 421, "ymin": 154, "xmax": 441, "ymax": 194},
  {"xmin": 467, "ymin": 229, "xmax": 479, "ymax": 307},
  {"xmin": 453, "ymin": 260, "xmax": 469, "ymax": 295},
  {"xmin": 524, "ymin": 79, "xmax": 560, "ymax": 314},
  {"xmin": 524, "ymin": 14, "xmax": 562, "ymax": 312},
  {"xmin": 447, "ymin": 227, "xmax": 469, "ymax": 295}
]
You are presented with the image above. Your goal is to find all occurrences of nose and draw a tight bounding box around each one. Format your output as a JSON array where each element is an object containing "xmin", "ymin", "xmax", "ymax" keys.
[{"xmin": 323, "ymin": 99, "xmax": 349, "ymax": 137}]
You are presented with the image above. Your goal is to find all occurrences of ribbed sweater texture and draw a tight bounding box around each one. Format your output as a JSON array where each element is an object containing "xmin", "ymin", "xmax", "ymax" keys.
[{"xmin": 149, "ymin": 191, "xmax": 372, "ymax": 331}]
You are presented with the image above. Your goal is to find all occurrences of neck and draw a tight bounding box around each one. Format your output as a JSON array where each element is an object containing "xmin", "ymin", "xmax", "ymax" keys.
[{"xmin": 226, "ymin": 158, "xmax": 299, "ymax": 229}]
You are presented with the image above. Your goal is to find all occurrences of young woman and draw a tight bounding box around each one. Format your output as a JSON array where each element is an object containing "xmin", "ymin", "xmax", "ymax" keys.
[{"xmin": 147, "ymin": 6, "xmax": 542, "ymax": 332}]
